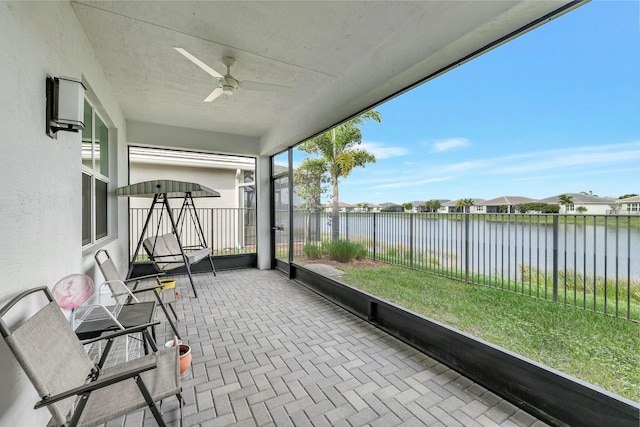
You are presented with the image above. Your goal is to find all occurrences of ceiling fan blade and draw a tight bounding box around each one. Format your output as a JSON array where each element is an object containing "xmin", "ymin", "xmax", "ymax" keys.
[
  {"xmin": 174, "ymin": 47, "xmax": 224, "ymax": 79},
  {"xmin": 204, "ymin": 87, "xmax": 224, "ymax": 102},
  {"xmin": 241, "ymin": 80, "xmax": 290, "ymax": 93}
]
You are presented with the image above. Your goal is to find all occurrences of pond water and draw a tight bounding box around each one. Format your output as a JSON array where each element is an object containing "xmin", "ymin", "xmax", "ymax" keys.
[{"xmin": 294, "ymin": 213, "xmax": 640, "ymax": 281}]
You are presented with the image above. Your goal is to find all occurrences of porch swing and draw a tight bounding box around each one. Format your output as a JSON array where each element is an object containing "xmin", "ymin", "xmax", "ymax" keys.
[{"xmin": 116, "ymin": 180, "xmax": 220, "ymax": 298}]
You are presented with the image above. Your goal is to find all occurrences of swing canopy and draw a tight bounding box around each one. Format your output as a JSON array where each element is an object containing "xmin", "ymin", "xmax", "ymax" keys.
[{"xmin": 116, "ymin": 180, "xmax": 220, "ymax": 199}]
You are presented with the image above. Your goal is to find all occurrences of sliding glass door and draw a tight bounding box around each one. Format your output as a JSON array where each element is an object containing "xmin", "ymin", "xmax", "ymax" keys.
[{"xmin": 272, "ymin": 152, "xmax": 290, "ymax": 272}]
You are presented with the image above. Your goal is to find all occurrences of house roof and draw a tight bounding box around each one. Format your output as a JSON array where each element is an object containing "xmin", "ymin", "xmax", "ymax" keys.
[
  {"xmin": 616, "ymin": 195, "xmax": 640, "ymax": 203},
  {"xmin": 478, "ymin": 196, "xmax": 535, "ymax": 205},
  {"xmin": 536, "ymin": 193, "xmax": 617, "ymax": 204},
  {"xmin": 324, "ymin": 202, "xmax": 355, "ymax": 208},
  {"xmin": 71, "ymin": 1, "xmax": 581, "ymax": 156},
  {"xmin": 129, "ymin": 147, "xmax": 255, "ymax": 170},
  {"xmin": 354, "ymin": 202, "xmax": 381, "ymax": 208},
  {"xmin": 442, "ymin": 198, "xmax": 486, "ymax": 206}
]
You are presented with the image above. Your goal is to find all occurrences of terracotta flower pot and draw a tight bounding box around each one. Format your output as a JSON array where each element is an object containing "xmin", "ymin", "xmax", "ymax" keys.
[{"xmin": 179, "ymin": 344, "xmax": 192, "ymax": 376}]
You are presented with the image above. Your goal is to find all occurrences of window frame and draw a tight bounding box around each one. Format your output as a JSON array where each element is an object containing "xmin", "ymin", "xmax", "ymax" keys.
[
  {"xmin": 82, "ymin": 98, "xmax": 111, "ymax": 247},
  {"xmin": 237, "ymin": 169, "xmax": 256, "ymax": 210}
]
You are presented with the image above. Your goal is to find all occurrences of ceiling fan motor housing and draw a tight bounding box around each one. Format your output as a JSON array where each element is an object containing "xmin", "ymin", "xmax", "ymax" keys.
[{"xmin": 223, "ymin": 75, "xmax": 239, "ymax": 95}]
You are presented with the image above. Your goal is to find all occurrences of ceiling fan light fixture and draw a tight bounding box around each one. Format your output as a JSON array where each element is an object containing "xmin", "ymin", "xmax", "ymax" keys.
[{"xmin": 222, "ymin": 84, "xmax": 235, "ymax": 96}]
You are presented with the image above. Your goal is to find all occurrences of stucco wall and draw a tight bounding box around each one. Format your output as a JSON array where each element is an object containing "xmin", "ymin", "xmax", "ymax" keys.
[
  {"xmin": 127, "ymin": 120, "xmax": 260, "ymax": 157},
  {"xmin": 0, "ymin": 2, "xmax": 128, "ymax": 425},
  {"xmin": 567, "ymin": 203, "xmax": 611, "ymax": 215},
  {"xmin": 129, "ymin": 162, "xmax": 239, "ymax": 209}
]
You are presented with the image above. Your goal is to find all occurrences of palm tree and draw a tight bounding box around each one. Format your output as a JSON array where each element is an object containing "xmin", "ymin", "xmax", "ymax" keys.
[
  {"xmin": 425, "ymin": 199, "xmax": 441, "ymax": 213},
  {"xmin": 609, "ymin": 203, "xmax": 621, "ymax": 214},
  {"xmin": 355, "ymin": 202, "xmax": 370, "ymax": 212},
  {"xmin": 298, "ymin": 110, "xmax": 381, "ymax": 240},
  {"xmin": 558, "ymin": 194, "xmax": 573, "ymax": 213},
  {"xmin": 455, "ymin": 198, "xmax": 474, "ymax": 213}
]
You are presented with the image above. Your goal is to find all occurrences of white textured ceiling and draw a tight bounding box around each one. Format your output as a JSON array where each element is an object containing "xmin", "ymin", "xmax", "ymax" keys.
[{"xmin": 71, "ymin": 1, "xmax": 580, "ymax": 156}]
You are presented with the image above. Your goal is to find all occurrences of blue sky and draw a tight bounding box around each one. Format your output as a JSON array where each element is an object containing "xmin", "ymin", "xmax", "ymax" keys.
[{"xmin": 314, "ymin": 1, "xmax": 640, "ymax": 205}]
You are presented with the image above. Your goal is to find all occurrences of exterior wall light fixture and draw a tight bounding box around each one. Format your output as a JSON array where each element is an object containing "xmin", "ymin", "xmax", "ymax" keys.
[{"xmin": 46, "ymin": 76, "xmax": 86, "ymax": 138}]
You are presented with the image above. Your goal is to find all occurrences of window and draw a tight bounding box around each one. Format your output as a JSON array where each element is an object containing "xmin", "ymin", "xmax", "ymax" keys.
[
  {"xmin": 82, "ymin": 99, "xmax": 110, "ymax": 246},
  {"xmin": 239, "ymin": 170, "xmax": 256, "ymax": 209}
]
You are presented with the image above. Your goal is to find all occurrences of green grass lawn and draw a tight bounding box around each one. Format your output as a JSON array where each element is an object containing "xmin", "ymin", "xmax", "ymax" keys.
[
  {"xmin": 339, "ymin": 265, "xmax": 640, "ymax": 402},
  {"xmin": 468, "ymin": 213, "xmax": 640, "ymax": 229}
]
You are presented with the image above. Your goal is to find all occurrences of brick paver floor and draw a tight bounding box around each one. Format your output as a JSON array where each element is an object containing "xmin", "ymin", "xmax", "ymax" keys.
[{"xmin": 117, "ymin": 268, "xmax": 549, "ymax": 427}]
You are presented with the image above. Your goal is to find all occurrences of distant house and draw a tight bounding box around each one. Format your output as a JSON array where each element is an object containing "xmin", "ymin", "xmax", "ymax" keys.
[
  {"xmin": 478, "ymin": 196, "xmax": 535, "ymax": 214},
  {"xmin": 353, "ymin": 202, "xmax": 381, "ymax": 212},
  {"xmin": 379, "ymin": 202, "xmax": 404, "ymax": 212},
  {"xmin": 323, "ymin": 202, "xmax": 355, "ymax": 213},
  {"xmin": 536, "ymin": 193, "xmax": 616, "ymax": 215},
  {"xmin": 437, "ymin": 201, "xmax": 453, "ymax": 213},
  {"xmin": 408, "ymin": 201, "xmax": 425, "ymax": 213},
  {"xmin": 128, "ymin": 148, "xmax": 257, "ymax": 252},
  {"xmin": 419, "ymin": 199, "xmax": 450, "ymax": 213},
  {"xmin": 438, "ymin": 198, "xmax": 486, "ymax": 213},
  {"xmin": 129, "ymin": 147, "xmax": 256, "ymax": 210},
  {"xmin": 614, "ymin": 195, "xmax": 640, "ymax": 215}
]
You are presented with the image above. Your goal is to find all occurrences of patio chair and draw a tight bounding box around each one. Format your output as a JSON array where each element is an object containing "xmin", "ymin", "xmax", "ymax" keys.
[
  {"xmin": 0, "ymin": 286, "xmax": 183, "ymax": 427},
  {"xmin": 95, "ymin": 249, "xmax": 181, "ymax": 340},
  {"xmin": 143, "ymin": 233, "xmax": 216, "ymax": 297}
]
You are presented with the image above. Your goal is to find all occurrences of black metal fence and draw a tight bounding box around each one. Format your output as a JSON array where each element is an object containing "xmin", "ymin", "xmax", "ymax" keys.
[
  {"xmin": 129, "ymin": 207, "xmax": 257, "ymax": 260},
  {"xmin": 290, "ymin": 211, "xmax": 640, "ymax": 321},
  {"xmin": 130, "ymin": 207, "xmax": 638, "ymax": 320}
]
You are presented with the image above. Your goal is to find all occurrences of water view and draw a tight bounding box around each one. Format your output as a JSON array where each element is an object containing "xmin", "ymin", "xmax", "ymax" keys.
[{"xmin": 294, "ymin": 213, "xmax": 640, "ymax": 282}]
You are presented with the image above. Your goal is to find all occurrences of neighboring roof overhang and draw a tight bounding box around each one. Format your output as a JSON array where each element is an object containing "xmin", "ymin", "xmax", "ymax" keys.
[
  {"xmin": 537, "ymin": 193, "xmax": 617, "ymax": 204},
  {"xmin": 71, "ymin": 1, "xmax": 585, "ymax": 156},
  {"xmin": 442, "ymin": 198, "xmax": 486, "ymax": 206},
  {"xmin": 616, "ymin": 196, "xmax": 640, "ymax": 204},
  {"xmin": 479, "ymin": 196, "xmax": 536, "ymax": 205},
  {"xmin": 129, "ymin": 146, "xmax": 256, "ymax": 170}
]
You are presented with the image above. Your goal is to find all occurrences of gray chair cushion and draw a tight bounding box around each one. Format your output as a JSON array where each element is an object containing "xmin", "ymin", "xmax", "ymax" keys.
[{"xmin": 144, "ymin": 233, "xmax": 212, "ymax": 271}]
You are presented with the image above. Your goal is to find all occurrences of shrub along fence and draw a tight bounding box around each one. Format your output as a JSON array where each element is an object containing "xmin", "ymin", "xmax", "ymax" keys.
[{"xmin": 291, "ymin": 211, "xmax": 640, "ymax": 321}]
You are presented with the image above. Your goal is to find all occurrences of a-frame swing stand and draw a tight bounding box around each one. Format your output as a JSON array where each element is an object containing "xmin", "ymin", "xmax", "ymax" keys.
[{"xmin": 118, "ymin": 180, "xmax": 220, "ymax": 298}]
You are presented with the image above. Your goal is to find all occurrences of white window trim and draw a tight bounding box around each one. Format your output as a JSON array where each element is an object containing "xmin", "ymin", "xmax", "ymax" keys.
[{"xmin": 82, "ymin": 98, "xmax": 111, "ymax": 247}]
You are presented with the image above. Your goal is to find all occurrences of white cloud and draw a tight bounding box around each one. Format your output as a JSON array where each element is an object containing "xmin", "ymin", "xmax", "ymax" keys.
[
  {"xmin": 491, "ymin": 141, "xmax": 640, "ymax": 175},
  {"xmin": 373, "ymin": 176, "xmax": 451, "ymax": 189},
  {"xmin": 360, "ymin": 142, "xmax": 409, "ymax": 159},
  {"xmin": 341, "ymin": 141, "xmax": 640, "ymax": 203},
  {"xmin": 430, "ymin": 138, "xmax": 470, "ymax": 153},
  {"xmin": 415, "ymin": 141, "xmax": 640, "ymax": 177},
  {"xmin": 437, "ymin": 160, "xmax": 490, "ymax": 173}
]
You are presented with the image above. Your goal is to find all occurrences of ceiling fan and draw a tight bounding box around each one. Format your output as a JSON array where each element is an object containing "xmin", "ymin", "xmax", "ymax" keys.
[{"xmin": 175, "ymin": 47, "xmax": 289, "ymax": 102}]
